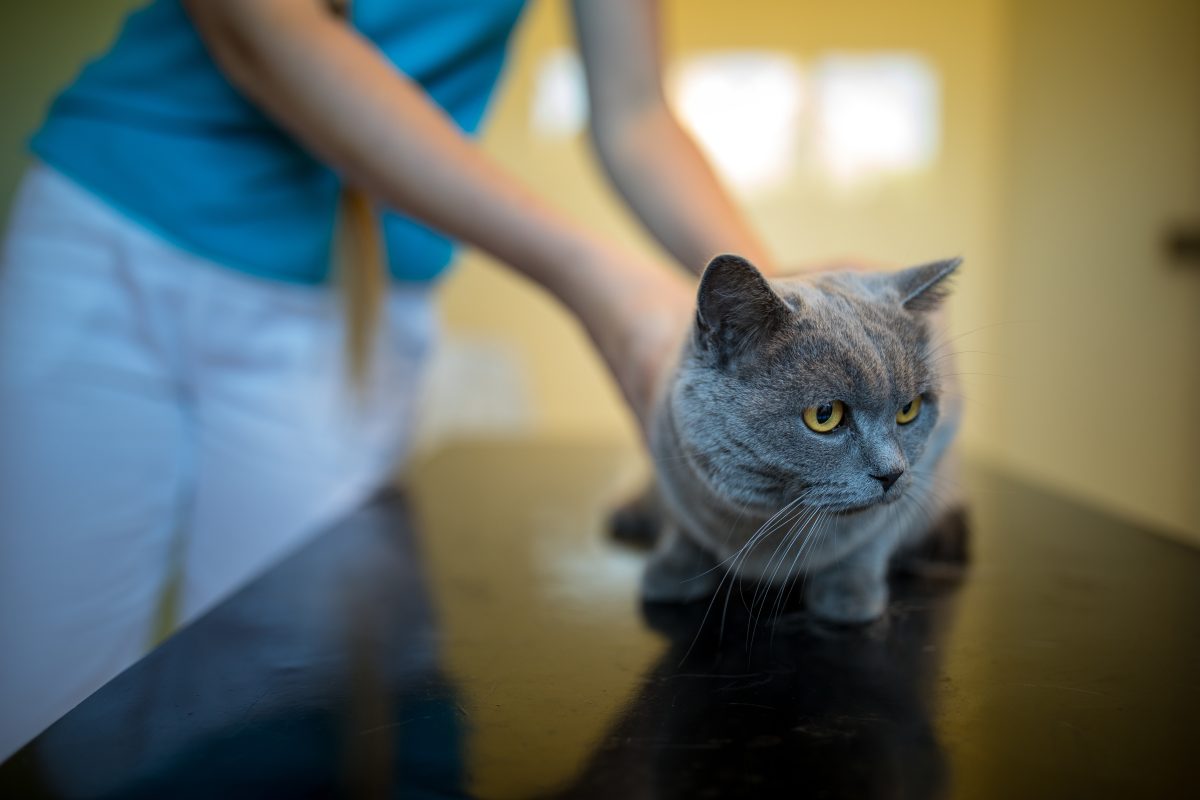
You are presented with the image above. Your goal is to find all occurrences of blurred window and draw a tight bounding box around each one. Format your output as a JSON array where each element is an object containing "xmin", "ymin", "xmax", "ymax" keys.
[{"xmin": 529, "ymin": 49, "xmax": 940, "ymax": 193}]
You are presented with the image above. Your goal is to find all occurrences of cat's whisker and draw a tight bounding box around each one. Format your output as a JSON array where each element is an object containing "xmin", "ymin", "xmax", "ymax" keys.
[
  {"xmin": 735, "ymin": 498, "xmax": 813, "ymax": 621},
  {"xmin": 714, "ymin": 493, "xmax": 812, "ymax": 594},
  {"xmin": 940, "ymin": 370, "xmax": 1011, "ymax": 380},
  {"xmin": 679, "ymin": 546, "xmax": 749, "ymax": 665},
  {"xmin": 907, "ymin": 464, "xmax": 1012, "ymax": 503},
  {"xmin": 748, "ymin": 502, "xmax": 824, "ymax": 648},
  {"xmin": 931, "ymin": 348, "xmax": 999, "ymax": 362},
  {"xmin": 933, "ymin": 388, "xmax": 1002, "ymax": 414},
  {"xmin": 681, "ymin": 493, "xmax": 758, "ymax": 583},
  {"xmin": 793, "ymin": 508, "xmax": 832, "ymax": 583},
  {"xmin": 746, "ymin": 500, "xmax": 818, "ymax": 617},
  {"xmin": 678, "ymin": 489, "xmax": 818, "ymax": 664},
  {"xmin": 901, "ymin": 478, "xmax": 948, "ymax": 538},
  {"xmin": 925, "ymin": 319, "xmax": 1026, "ymax": 361},
  {"xmin": 746, "ymin": 523, "xmax": 801, "ymax": 649},
  {"xmin": 748, "ymin": 490, "xmax": 814, "ymax": 538},
  {"xmin": 771, "ymin": 506, "xmax": 833, "ymax": 639},
  {"xmin": 779, "ymin": 507, "xmax": 833, "ymax": 621},
  {"xmin": 720, "ymin": 496, "xmax": 814, "ymax": 645},
  {"xmin": 772, "ymin": 502, "xmax": 826, "ymax": 592}
]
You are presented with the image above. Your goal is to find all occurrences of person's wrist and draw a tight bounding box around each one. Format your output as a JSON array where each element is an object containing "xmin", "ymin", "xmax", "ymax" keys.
[
  {"xmin": 555, "ymin": 238, "xmax": 692, "ymax": 425},
  {"xmin": 608, "ymin": 257, "xmax": 693, "ymax": 425}
]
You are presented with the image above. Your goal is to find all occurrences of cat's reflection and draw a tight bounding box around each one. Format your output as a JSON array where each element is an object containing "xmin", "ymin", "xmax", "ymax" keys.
[
  {"xmin": 556, "ymin": 574, "xmax": 961, "ymax": 800},
  {"xmin": 23, "ymin": 492, "xmax": 468, "ymax": 799}
]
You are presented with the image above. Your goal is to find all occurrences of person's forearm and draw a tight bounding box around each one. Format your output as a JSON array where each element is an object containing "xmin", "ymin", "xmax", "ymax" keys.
[
  {"xmin": 183, "ymin": 0, "xmax": 691, "ymax": 419},
  {"xmin": 569, "ymin": 0, "xmax": 774, "ymax": 277},
  {"xmin": 590, "ymin": 104, "xmax": 777, "ymax": 277}
]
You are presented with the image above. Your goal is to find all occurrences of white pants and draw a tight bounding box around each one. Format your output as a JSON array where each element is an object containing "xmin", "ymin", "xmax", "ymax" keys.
[{"xmin": 0, "ymin": 165, "xmax": 435, "ymax": 759}]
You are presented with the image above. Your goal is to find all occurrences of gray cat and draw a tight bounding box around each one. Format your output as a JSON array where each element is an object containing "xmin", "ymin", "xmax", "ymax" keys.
[{"xmin": 620, "ymin": 254, "xmax": 966, "ymax": 625}]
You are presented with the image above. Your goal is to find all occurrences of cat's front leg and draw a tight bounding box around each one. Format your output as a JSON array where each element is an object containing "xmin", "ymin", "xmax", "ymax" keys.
[
  {"xmin": 891, "ymin": 506, "xmax": 970, "ymax": 581},
  {"xmin": 642, "ymin": 525, "xmax": 720, "ymax": 603},
  {"xmin": 608, "ymin": 482, "xmax": 664, "ymax": 548},
  {"xmin": 804, "ymin": 534, "xmax": 895, "ymax": 624}
]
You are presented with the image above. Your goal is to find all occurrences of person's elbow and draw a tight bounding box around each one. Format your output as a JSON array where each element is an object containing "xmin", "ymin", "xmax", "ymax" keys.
[{"xmin": 587, "ymin": 95, "xmax": 674, "ymax": 175}]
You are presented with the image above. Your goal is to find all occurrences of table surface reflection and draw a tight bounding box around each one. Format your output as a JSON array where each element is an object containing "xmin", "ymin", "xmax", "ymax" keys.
[{"xmin": 2, "ymin": 442, "xmax": 1198, "ymax": 799}]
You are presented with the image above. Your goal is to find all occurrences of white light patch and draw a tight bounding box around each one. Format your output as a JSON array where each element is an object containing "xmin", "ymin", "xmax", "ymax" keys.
[
  {"xmin": 669, "ymin": 52, "xmax": 805, "ymax": 194},
  {"xmin": 811, "ymin": 54, "xmax": 940, "ymax": 187},
  {"xmin": 530, "ymin": 48, "xmax": 588, "ymax": 138}
]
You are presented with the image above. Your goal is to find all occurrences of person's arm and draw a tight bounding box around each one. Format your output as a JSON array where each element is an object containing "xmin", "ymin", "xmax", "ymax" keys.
[
  {"xmin": 182, "ymin": 0, "xmax": 691, "ymax": 424},
  {"xmin": 570, "ymin": 0, "xmax": 776, "ymax": 277}
]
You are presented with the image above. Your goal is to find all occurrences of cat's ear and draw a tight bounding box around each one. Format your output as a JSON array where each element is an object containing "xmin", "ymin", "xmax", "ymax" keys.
[
  {"xmin": 695, "ymin": 254, "xmax": 792, "ymax": 364},
  {"xmin": 891, "ymin": 257, "xmax": 962, "ymax": 312}
]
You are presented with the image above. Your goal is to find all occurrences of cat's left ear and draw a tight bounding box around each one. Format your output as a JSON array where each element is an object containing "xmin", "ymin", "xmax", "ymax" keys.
[
  {"xmin": 891, "ymin": 257, "xmax": 962, "ymax": 312},
  {"xmin": 695, "ymin": 254, "xmax": 792, "ymax": 365}
]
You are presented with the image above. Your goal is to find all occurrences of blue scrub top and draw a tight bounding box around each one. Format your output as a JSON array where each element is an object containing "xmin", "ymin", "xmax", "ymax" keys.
[{"xmin": 31, "ymin": 0, "xmax": 527, "ymax": 284}]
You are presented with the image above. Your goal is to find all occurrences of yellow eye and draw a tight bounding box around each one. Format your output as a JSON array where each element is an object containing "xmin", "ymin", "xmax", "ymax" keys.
[
  {"xmin": 896, "ymin": 396, "xmax": 922, "ymax": 425},
  {"xmin": 803, "ymin": 400, "xmax": 845, "ymax": 433}
]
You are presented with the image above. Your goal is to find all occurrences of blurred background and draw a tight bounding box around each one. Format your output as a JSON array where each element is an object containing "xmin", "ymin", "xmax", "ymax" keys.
[{"xmin": 3, "ymin": 0, "xmax": 1197, "ymax": 548}]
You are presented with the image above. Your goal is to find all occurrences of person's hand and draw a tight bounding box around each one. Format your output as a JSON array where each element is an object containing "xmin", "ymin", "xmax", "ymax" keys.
[
  {"xmin": 620, "ymin": 278, "xmax": 693, "ymax": 432},
  {"xmin": 569, "ymin": 243, "xmax": 694, "ymax": 433}
]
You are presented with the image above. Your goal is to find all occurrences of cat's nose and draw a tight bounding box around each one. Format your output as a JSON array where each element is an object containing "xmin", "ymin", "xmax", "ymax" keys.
[{"xmin": 872, "ymin": 470, "xmax": 904, "ymax": 492}]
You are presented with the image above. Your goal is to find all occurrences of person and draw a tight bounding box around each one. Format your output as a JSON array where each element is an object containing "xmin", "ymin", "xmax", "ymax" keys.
[{"xmin": 0, "ymin": 0, "xmax": 776, "ymax": 759}]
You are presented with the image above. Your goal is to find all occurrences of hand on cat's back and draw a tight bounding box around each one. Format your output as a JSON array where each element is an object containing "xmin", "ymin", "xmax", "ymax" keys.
[{"xmin": 617, "ymin": 253, "xmax": 968, "ymax": 628}]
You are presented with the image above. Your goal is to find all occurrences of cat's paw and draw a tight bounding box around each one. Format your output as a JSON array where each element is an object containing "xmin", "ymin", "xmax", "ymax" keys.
[
  {"xmin": 805, "ymin": 569, "xmax": 888, "ymax": 625},
  {"xmin": 608, "ymin": 486, "xmax": 662, "ymax": 549},
  {"xmin": 641, "ymin": 530, "xmax": 720, "ymax": 604},
  {"xmin": 892, "ymin": 506, "xmax": 970, "ymax": 581}
]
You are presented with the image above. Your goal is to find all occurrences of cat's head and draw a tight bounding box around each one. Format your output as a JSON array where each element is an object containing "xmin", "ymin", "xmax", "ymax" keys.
[{"xmin": 669, "ymin": 254, "xmax": 961, "ymax": 514}]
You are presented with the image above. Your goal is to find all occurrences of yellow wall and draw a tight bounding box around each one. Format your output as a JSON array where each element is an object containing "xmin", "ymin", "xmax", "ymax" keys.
[
  {"xmin": 992, "ymin": 0, "xmax": 1200, "ymax": 542},
  {"xmin": 0, "ymin": 0, "xmax": 140, "ymax": 222}
]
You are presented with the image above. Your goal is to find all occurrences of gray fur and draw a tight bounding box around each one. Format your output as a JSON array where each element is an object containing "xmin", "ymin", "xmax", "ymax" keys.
[{"xmin": 642, "ymin": 255, "xmax": 964, "ymax": 624}]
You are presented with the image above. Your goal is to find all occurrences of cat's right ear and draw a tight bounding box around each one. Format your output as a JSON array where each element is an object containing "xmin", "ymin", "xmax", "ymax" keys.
[
  {"xmin": 892, "ymin": 257, "xmax": 962, "ymax": 312},
  {"xmin": 695, "ymin": 254, "xmax": 792, "ymax": 365}
]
